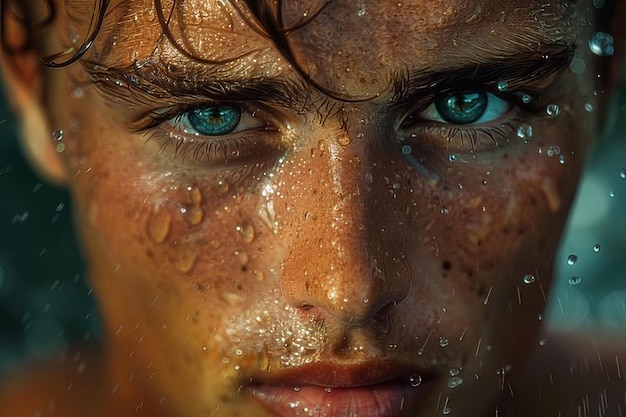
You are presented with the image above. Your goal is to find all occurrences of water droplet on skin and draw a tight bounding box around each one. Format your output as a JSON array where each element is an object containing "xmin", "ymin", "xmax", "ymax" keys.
[
  {"xmin": 186, "ymin": 206, "xmax": 204, "ymax": 226},
  {"xmin": 588, "ymin": 31, "xmax": 615, "ymax": 56},
  {"xmin": 569, "ymin": 58, "xmax": 586, "ymax": 74},
  {"xmin": 324, "ymin": 387, "xmax": 333, "ymax": 393},
  {"xmin": 235, "ymin": 251, "xmax": 249, "ymax": 266},
  {"xmin": 448, "ymin": 154, "xmax": 457, "ymax": 162},
  {"xmin": 409, "ymin": 375, "xmax": 422, "ymax": 387},
  {"xmin": 516, "ymin": 125, "xmax": 533, "ymax": 140},
  {"xmin": 521, "ymin": 94, "xmax": 532, "ymax": 104},
  {"xmin": 56, "ymin": 143, "xmax": 66, "ymax": 153},
  {"xmin": 52, "ymin": 130, "xmax": 64, "ymax": 141},
  {"xmin": 610, "ymin": 190, "xmax": 616, "ymax": 198},
  {"xmin": 173, "ymin": 244, "xmax": 199, "ymax": 274},
  {"xmin": 546, "ymin": 104, "xmax": 560, "ymax": 118},
  {"xmin": 593, "ymin": 243, "xmax": 601, "ymax": 253},
  {"xmin": 568, "ymin": 276, "xmax": 582, "ymax": 286},
  {"xmin": 546, "ymin": 146, "xmax": 560, "ymax": 157},
  {"xmin": 449, "ymin": 368, "xmax": 460, "ymax": 376},
  {"xmin": 497, "ymin": 81, "xmax": 508, "ymax": 91},
  {"xmin": 439, "ymin": 337, "xmax": 449, "ymax": 347},
  {"xmin": 593, "ymin": 0, "xmax": 605, "ymax": 8},
  {"xmin": 401, "ymin": 145, "xmax": 412, "ymax": 155},
  {"xmin": 567, "ymin": 254, "xmax": 578, "ymax": 265},
  {"xmin": 237, "ymin": 224, "xmax": 256, "ymax": 244},
  {"xmin": 217, "ymin": 180, "xmax": 230, "ymax": 195},
  {"xmin": 147, "ymin": 208, "xmax": 171, "ymax": 244},
  {"xmin": 293, "ymin": 386, "xmax": 301, "ymax": 392},
  {"xmin": 538, "ymin": 338, "xmax": 547, "ymax": 346},
  {"xmin": 584, "ymin": 102, "xmax": 594, "ymax": 112},
  {"xmin": 620, "ymin": 169, "xmax": 626, "ymax": 179},
  {"xmin": 388, "ymin": 343, "xmax": 398, "ymax": 351},
  {"xmin": 522, "ymin": 274, "xmax": 536, "ymax": 284},
  {"xmin": 338, "ymin": 135, "xmax": 351, "ymax": 146},
  {"xmin": 559, "ymin": 155, "xmax": 566, "ymax": 164}
]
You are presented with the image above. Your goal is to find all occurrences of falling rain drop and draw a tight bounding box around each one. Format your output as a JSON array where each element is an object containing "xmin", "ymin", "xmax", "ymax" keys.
[
  {"xmin": 588, "ymin": 31, "xmax": 615, "ymax": 56},
  {"xmin": 522, "ymin": 274, "xmax": 536, "ymax": 284},
  {"xmin": 567, "ymin": 254, "xmax": 578, "ymax": 266},
  {"xmin": 447, "ymin": 376, "xmax": 463, "ymax": 389},
  {"xmin": 593, "ymin": 243, "xmax": 601, "ymax": 253},
  {"xmin": 568, "ymin": 276, "xmax": 582, "ymax": 286},
  {"xmin": 496, "ymin": 81, "xmax": 508, "ymax": 91},
  {"xmin": 545, "ymin": 104, "xmax": 560, "ymax": 118},
  {"xmin": 409, "ymin": 375, "xmax": 422, "ymax": 387}
]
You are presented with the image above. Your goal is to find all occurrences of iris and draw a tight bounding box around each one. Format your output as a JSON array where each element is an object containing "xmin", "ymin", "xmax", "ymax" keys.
[
  {"xmin": 187, "ymin": 105, "xmax": 242, "ymax": 136},
  {"xmin": 434, "ymin": 90, "xmax": 488, "ymax": 125}
]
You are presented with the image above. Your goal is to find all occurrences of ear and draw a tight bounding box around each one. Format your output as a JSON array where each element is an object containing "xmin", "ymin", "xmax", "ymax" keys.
[{"xmin": 0, "ymin": 5, "xmax": 69, "ymax": 186}]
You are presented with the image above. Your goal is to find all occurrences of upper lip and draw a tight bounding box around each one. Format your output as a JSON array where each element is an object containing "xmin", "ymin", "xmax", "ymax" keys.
[{"xmin": 248, "ymin": 359, "xmax": 435, "ymax": 387}]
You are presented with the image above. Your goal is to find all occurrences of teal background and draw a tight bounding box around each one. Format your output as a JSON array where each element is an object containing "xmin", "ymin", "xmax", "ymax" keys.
[{"xmin": 0, "ymin": 62, "xmax": 625, "ymax": 374}]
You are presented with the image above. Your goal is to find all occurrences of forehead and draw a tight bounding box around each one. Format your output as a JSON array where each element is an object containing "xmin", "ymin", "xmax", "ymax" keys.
[{"xmin": 67, "ymin": 0, "xmax": 579, "ymax": 93}]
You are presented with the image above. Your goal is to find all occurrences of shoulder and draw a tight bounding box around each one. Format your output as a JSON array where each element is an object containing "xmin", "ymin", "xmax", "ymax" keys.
[
  {"xmin": 511, "ymin": 329, "xmax": 626, "ymax": 417},
  {"xmin": 0, "ymin": 349, "xmax": 103, "ymax": 417}
]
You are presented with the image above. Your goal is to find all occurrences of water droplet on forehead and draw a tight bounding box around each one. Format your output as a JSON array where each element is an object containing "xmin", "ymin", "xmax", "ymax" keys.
[
  {"xmin": 522, "ymin": 274, "xmax": 536, "ymax": 284},
  {"xmin": 496, "ymin": 81, "xmax": 508, "ymax": 91},
  {"xmin": 567, "ymin": 254, "xmax": 578, "ymax": 265},
  {"xmin": 568, "ymin": 276, "xmax": 582, "ymax": 286},
  {"xmin": 588, "ymin": 31, "xmax": 615, "ymax": 56}
]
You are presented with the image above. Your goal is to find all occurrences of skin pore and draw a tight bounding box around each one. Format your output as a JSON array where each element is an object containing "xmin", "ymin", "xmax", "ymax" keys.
[{"xmin": 0, "ymin": 0, "xmax": 625, "ymax": 416}]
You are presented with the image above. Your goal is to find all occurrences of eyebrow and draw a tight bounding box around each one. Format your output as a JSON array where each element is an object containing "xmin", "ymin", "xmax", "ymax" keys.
[
  {"xmin": 391, "ymin": 43, "xmax": 575, "ymax": 105},
  {"xmin": 82, "ymin": 42, "xmax": 575, "ymax": 111}
]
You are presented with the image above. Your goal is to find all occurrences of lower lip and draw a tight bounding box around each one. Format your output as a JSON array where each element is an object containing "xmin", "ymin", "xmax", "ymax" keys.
[{"xmin": 247, "ymin": 380, "xmax": 433, "ymax": 417}]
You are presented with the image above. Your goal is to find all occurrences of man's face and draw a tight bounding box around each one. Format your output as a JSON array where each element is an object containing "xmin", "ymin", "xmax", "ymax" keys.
[{"xmin": 42, "ymin": 0, "xmax": 598, "ymax": 415}]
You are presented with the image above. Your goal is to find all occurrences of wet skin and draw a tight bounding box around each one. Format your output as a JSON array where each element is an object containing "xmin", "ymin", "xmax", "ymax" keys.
[{"xmin": 0, "ymin": 0, "xmax": 610, "ymax": 416}]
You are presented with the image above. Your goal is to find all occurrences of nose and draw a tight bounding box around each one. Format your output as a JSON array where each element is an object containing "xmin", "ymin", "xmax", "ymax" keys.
[{"xmin": 279, "ymin": 132, "xmax": 412, "ymax": 325}]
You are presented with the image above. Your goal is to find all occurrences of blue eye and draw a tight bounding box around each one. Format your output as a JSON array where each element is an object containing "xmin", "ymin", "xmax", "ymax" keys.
[
  {"xmin": 185, "ymin": 105, "xmax": 242, "ymax": 136},
  {"xmin": 419, "ymin": 90, "xmax": 510, "ymax": 125}
]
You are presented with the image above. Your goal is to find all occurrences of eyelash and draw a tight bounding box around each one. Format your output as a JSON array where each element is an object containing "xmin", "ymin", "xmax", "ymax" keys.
[{"xmin": 137, "ymin": 86, "xmax": 543, "ymax": 166}]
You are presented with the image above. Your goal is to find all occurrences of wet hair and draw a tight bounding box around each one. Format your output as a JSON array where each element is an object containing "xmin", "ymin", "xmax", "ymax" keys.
[
  {"xmin": 0, "ymin": 0, "xmax": 619, "ymax": 102},
  {"xmin": 0, "ymin": 0, "xmax": 363, "ymax": 100}
]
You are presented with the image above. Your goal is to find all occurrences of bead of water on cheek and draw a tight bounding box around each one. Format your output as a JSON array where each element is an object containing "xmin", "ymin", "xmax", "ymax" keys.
[
  {"xmin": 236, "ymin": 224, "xmax": 256, "ymax": 244},
  {"xmin": 588, "ymin": 31, "xmax": 615, "ymax": 56},
  {"xmin": 147, "ymin": 208, "xmax": 172, "ymax": 244}
]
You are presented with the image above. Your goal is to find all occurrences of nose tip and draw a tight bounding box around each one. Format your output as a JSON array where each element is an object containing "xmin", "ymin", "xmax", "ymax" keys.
[{"xmin": 281, "ymin": 243, "xmax": 411, "ymax": 325}]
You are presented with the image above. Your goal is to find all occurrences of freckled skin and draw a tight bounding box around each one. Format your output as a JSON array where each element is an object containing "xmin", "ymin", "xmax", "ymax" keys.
[{"xmin": 1, "ymin": 0, "xmax": 623, "ymax": 416}]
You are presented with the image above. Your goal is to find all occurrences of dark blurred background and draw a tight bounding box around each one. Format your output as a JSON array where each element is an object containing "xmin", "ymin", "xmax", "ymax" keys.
[{"xmin": 0, "ymin": 63, "xmax": 625, "ymax": 375}]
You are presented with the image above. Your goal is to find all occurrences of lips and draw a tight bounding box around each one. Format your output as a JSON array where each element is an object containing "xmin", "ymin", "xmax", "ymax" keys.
[{"xmin": 246, "ymin": 362, "xmax": 435, "ymax": 417}]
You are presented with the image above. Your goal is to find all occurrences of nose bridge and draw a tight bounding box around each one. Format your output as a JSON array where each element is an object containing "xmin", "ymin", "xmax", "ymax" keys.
[{"xmin": 279, "ymin": 129, "xmax": 411, "ymax": 325}]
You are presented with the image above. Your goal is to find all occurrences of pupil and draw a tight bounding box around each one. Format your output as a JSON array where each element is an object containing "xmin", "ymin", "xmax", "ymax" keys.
[
  {"xmin": 188, "ymin": 105, "xmax": 242, "ymax": 136},
  {"xmin": 435, "ymin": 90, "xmax": 488, "ymax": 125}
]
